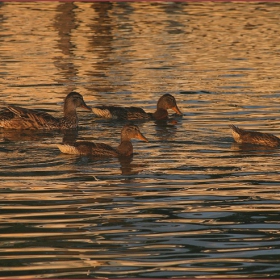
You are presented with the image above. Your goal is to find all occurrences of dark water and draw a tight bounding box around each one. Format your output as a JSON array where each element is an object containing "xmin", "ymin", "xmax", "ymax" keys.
[{"xmin": 1, "ymin": 2, "xmax": 280, "ymax": 278}]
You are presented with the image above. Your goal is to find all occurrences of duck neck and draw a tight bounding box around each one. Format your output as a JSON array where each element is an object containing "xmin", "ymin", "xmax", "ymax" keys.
[
  {"xmin": 152, "ymin": 108, "xmax": 168, "ymax": 120},
  {"xmin": 117, "ymin": 140, "xmax": 133, "ymax": 157},
  {"xmin": 64, "ymin": 103, "xmax": 78, "ymax": 123}
]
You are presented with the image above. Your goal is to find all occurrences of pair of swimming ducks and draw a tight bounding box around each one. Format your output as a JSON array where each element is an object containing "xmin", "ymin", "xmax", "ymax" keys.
[{"xmin": 0, "ymin": 91, "xmax": 279, "ymax": 158}]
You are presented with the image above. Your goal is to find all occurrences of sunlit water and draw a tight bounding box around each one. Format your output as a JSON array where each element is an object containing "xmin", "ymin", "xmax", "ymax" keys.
[{"xmin": 1, "ymin": 2, "xmax": 280, "ymax": 278}]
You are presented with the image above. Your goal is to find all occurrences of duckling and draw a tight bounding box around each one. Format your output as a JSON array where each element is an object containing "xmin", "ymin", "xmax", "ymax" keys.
[
  {"xmin": 92, "ymin": 93, "xmax": 182, "ymax": 120},
  {"xmin": 229, "ymin": 124, "xmax": 280, "ymax": 148},
  {"xmin": 0, "ymin": 91, "xmax": 91, "ymax": 130},
  {"xmin": 57, "ymin": 124, "xmax": 148, "ymax": 157}
]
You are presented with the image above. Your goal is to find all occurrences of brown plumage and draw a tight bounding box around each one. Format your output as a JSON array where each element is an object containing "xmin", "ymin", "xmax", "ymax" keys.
[
  {"xmin": 0, "ymin": 92, "xmax": 91, "ymax": 130},
  {"xmin": 92, "ymin": 94, "xmax": 183, "ymax": 120},
  {"xmin": 229, "ymin": 124, "xmax": 280, "ymax": 148},
  {"xmin": 57, "ymin": 124, "xmax": 149, "ymax": 157}
]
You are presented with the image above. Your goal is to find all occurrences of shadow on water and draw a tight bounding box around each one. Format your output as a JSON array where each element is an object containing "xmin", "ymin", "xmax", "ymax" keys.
[
  {"xmin": 230, "ymin": 142, "xmax": 280, "ymax": 154},
  {"xmin": 67, "ymin": 145, "xmax": 149, "ymax": 177},
  {"xmin": 1, "ymin": 128, "xmax": 79, "ymax": 144},
  {"xmin": 154, "ymin": 119, "xmax": 180, "ymax": 141}
]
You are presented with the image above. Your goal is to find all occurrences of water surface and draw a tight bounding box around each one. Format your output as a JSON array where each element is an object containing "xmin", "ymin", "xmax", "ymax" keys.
[{"xmin": 1, "ymin": 2, "xmax": 280, "ymax": 278}]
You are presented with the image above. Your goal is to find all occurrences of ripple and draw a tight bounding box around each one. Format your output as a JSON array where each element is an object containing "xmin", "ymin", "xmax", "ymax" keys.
[{"xmin": 1, "ymin": 1, "xmax": 280, "ymax": 278}]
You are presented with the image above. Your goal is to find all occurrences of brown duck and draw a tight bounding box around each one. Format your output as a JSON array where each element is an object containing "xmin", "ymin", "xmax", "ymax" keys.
[
  {"xmin": 229, "ymin": 124, "xmax": 280, "ymax": 148},
  {"xmin": 0, "ymin": 92, "xmax": 91, "ymax": 130},
  {"xmin": 57, "ymin": 124, "xmax": 148, "ymax": 157},
  {"xmin": 91, "ymin": 93, "xmax": 182, "ymax": 120}
]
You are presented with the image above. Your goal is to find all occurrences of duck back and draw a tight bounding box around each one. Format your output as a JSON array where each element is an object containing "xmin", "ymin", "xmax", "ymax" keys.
[
  {"xmin": 58, "ymin": 141, "xmax": 119, "ymax": 157},
  {"xmin": 0, "ymin": 106, "xmax": 61, "ymax": 129},
  {"xmin": 230, "ymin": 125, "xmax": 280, "ymax": 148},
  {"xmin": 92, "ymin": 105, "xmax": 149, "ymax": 120}
]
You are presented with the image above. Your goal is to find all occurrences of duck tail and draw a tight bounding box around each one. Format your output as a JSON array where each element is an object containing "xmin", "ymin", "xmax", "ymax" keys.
[
  {"xmin": 229, "ymin": 124, "xmax": 243, "ymax": 143},
  {"xmin": 229, "ymin": 124, "xmax": 240, "ymax": 133},
  {"xmin": 92, "ymin": 107, "xmax": 113, "ymax": 118},
  {"xmin": 57, "ymin": 144, "xmax": 80, "ymax": 155}
]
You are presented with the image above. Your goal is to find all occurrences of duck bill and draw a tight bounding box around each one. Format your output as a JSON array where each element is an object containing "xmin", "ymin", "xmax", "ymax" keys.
[
  {"xmin": 137, "ymin": 132, "xmax": 149, "ymax": 142},
  {"xmin": 81, "ymin": 102, "xmax": 92, "ymax": 111},
  {"xmin": 172, "ymin": 105, "xmax": 183, "ymax": 115}
]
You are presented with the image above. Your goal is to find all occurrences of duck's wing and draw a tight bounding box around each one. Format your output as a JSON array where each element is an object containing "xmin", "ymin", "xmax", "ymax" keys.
[
  {"xmin": 125, "ymin": 107, "xmax": 150, "ymax": 120},
  {"xmin": 92, "ymin": 106, "xmax": 126, "ymax": 119},
  {"xmin": 0, "ymin": 106, "xmax": 60, "ymax": 129},
  {"xmin": 58, "ymin": 141, "xmax": 119, "ymax": 157},
  {"xmin": 229, "ymin": 125, "xmax": 280, "ymax": 148},
  {"xmin": 92, "ymin": 105, "xmax": 149, "ymax": 120}
]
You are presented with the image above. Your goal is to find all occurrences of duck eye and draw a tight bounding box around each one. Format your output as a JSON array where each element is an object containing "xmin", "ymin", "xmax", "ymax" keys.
[{"xmin": 74, "ymin": 96, "xmax": 82, "ymax": 101}]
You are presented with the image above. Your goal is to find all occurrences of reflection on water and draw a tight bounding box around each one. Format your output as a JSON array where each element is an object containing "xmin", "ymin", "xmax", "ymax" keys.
[{"xmin": 1, "ymin": 1, "xmax": 280, "ymax": 278}]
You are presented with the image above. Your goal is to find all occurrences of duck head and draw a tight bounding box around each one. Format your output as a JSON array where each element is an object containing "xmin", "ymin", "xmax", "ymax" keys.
[
  {"xmin": 64, "ymin": 92, "xmax": 92, "ymax": 112},
  {"xmin": 121, "ymin": 124, "xmax": 149, "ymax": 142},
  {"xmin": 157, "ymin": 94, "xmax": 182, "ymax": 115}
]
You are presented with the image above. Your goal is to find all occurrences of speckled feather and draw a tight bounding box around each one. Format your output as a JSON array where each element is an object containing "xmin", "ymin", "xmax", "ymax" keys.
[
  {"xmin": 0, "ymin": 106, "xmax": 70, "ymax": 129},
  {"xmin": 92, "ymin": 106, "xmax": 150, "ymax": 120},
  {"xmin": 58, "ymin": 142, "xmax": 119, "ymax": 157}
]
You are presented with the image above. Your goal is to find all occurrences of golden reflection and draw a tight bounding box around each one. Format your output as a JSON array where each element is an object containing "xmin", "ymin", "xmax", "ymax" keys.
[{"xmin": 0, "ymin": 1, "xmax": 279, "ymax": 98}]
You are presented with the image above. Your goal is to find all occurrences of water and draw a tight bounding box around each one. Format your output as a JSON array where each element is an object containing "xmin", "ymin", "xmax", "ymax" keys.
[{"xmin": 1, "ymin": 1, "xmax": 280, "ymax": 278}]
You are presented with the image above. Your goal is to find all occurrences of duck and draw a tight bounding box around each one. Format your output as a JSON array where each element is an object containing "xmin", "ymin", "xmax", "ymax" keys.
[
  {"xmin": 0, "ymin": 91, "xmax": 91, "ymax": 130},
  {"xmin": 229, "ymin": 124, "xmax": 280, "ymax": 148},
  {"xmin": 57, "ymin": 124, "xmax": 148, "ymax": 157},
  {"xmin": 91, "ymin": 93, "xmax": 183, "ymax": 120}
]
